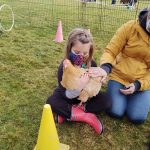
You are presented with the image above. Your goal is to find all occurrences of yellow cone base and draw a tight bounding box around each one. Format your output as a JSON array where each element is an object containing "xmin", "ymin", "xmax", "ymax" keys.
[
  {"xmin": 34, "ymin": 104, "xmax": 70, "ymax": 150},
  {"xmin": 60, "ymin": 143, "xmax": 70, "ymax": 150},
  {"xmin": 34, "ymin": 143, "xmax": 69, "ymax": 150}
]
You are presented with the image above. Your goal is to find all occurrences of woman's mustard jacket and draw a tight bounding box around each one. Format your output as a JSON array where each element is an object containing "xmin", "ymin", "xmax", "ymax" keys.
[{"xmin": 100, "ymin": 20, "xmax": 150, "ymax": 91}]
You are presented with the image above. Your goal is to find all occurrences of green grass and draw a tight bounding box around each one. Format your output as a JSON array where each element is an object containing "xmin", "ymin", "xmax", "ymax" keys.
[
  {"xmin": 1, "ymin": 26, "xmax": 150, "ymax": 150},
  {"xmin": 0, "ymin": 0, "xmax": 150, "ymax": 150}
]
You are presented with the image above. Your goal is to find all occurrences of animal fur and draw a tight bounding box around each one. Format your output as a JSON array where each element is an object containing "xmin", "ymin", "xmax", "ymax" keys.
[{"xmin": 61, "ymin": 59, "xmax": 102, "ymax": 102}]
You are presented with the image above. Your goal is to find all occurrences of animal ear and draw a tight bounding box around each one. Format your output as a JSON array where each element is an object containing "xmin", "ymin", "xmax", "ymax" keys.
[{"xmin": 63, "ymin": 59, "xmax": 70, "ymax": 68}]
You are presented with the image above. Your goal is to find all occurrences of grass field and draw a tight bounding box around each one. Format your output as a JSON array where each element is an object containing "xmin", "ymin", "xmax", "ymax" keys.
[{"xmin": 0, "ymin": 0, "xmax": 150, "ymax": 150}]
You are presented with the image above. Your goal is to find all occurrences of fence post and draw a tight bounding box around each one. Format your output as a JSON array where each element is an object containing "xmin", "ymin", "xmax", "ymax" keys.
[
  {"xmin": 81, "ymin": 1, "xmax": 87, "ymax": 28},
  {"xmin": 51, "ymin": 0, "xmax": 54, "ymax": 28}
]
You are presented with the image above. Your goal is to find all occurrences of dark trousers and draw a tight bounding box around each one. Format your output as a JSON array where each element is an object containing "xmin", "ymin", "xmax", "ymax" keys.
[
  {"xmin": 46, "ymin": 89, "xmax": 111, "ymax": 118},
  {"xmin": 111, "ymin": 0, "xmax": 116, "ymax": 4},
  {"xmin": 129, "ymin": 0, "xmax": 137, "ymax": 6}
]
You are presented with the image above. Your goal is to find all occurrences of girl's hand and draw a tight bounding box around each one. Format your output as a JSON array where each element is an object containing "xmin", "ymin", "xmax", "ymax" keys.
[
  {"xmin": 120, "ymin": 83, "xmax": 135, "ymax": 95},
  {"xmin": 77, "ymin": 73, "xmax": 90, "ymax": 91},
  {"xmin": 88, "ymin": 67, "xmax": 107, "ymax": 83}
]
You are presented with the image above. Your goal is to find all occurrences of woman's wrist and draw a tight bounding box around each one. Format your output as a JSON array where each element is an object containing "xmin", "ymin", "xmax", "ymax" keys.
[
  {"xmin": 100, "ymin": 63, "xmax": 112, "ymax": 74},
  {"xmin": 133, "ymin": 80, "xmax": 141, "ymax": 91}
]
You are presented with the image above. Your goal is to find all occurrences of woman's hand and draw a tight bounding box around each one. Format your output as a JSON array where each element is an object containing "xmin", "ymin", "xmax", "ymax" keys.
[
  {"xmin": 88, "ymin": 67, "xmax": 107, "ymax": 83},
  {"xmin": 77, "ymin": 73, "xmax": 90, "ymax": 91},
  {"xmin": 120, "ymin": 83, "xmax": 135, "ymax": 95}
]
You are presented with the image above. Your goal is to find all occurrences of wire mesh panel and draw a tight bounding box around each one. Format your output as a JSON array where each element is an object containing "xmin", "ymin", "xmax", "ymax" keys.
[{"xmin": 0, "ymin": 0, "xmax": 150, "ymax": 38}]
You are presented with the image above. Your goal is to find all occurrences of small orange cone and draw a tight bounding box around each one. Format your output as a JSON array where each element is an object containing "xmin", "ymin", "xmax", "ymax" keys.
[{"xmin": 54, "ymin": 20, "xmax": 64, "ymax": 43}]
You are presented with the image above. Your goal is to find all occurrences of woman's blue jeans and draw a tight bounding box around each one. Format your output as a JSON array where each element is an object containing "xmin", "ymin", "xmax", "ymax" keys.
[{"xmin": 107, "ymin": 80, "xmax": 150, "ymax": 123}]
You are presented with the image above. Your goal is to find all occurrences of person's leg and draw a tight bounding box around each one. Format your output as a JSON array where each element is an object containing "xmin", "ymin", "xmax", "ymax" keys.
[
  {"xmin": 127, "ymin": 90, "xmax": 150, "ymax": 124},
  {"xmin": 85, "ymin": 92, "xmax": 111, "ymax": 113},
  {"xmin": 46, "ymin": 92, "xmax": 72, "ymax": 119},
  {"xmin": 128, "ymin": 0, "xmax": 133, "ymax": 6},
  {"xmin": 111, "ymin": 0, "xmax": 116, "ymax": 4},
  {"xmin": 134, "ymin": 0, "xmax": 137, "ymax": 8},
  {"xmin": 46, "ymin": 90, "xmax": 103, "ymax": 133},
  {"xmin": 107, "ymin": 80, "xmax": 127, "ymax": 118},
  {"xmin": 71, "ymin": 105, "xmax": 103, "ymax": 134}
]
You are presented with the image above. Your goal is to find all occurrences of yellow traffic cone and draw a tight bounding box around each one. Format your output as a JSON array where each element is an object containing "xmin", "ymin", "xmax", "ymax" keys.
[{"xmin": 34, "ymin": 104, "xmax": 70, "ymax": 150}]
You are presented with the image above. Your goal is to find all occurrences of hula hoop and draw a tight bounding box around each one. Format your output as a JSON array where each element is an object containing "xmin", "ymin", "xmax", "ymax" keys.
[{"xmin": 0, "ymin": 4, "xmax": 14, "ymax": 32}]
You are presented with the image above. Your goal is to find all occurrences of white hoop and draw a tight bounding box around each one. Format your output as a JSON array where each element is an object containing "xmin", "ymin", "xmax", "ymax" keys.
[{"xmin": 0, "ymin": 4, "xmax": 14, "ymax": 32}]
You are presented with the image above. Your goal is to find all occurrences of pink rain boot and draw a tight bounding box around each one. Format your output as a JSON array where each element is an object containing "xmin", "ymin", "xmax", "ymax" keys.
[{"xmin": 71, "ymin": 105, "xmax": 103, "ymax": 134}]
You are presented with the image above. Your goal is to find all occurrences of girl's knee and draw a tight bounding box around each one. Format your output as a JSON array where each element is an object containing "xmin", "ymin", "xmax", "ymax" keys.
[{"xmin": 46, "ymin": 96, "xmax": 56, "ymax": 107}]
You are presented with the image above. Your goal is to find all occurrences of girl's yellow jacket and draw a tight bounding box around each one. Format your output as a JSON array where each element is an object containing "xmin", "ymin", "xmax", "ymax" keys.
[{"xmin": 100, "ymin": 20, "xmax": 150, "ymax": 91}]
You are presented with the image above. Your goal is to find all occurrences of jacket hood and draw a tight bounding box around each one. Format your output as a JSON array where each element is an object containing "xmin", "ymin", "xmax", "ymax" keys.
[{"xmin": 138, "ymin": 8, "xmax": 150, "ymax": 36}]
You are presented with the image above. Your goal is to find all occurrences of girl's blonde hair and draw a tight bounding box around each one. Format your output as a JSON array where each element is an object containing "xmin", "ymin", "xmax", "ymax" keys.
[{"xmin": 65, "ymin": 28, "xmax": 94, "ymax": 64}]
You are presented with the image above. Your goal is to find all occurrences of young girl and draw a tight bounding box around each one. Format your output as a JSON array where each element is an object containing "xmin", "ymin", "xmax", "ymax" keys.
[{"xmin": 46, "ymin": 28, "xmax": 111, "ymax": 134}]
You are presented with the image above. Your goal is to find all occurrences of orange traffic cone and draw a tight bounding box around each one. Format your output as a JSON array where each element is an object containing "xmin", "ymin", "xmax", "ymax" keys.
[{"xmin": 54, "ymin": 20, "xmax": 64, "ymax": 43}]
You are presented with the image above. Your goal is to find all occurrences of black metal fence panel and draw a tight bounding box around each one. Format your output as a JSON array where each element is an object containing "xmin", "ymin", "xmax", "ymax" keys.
[{"xmin": 0, "ymin": 0, "xmax": 149, "ymax": 38}]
